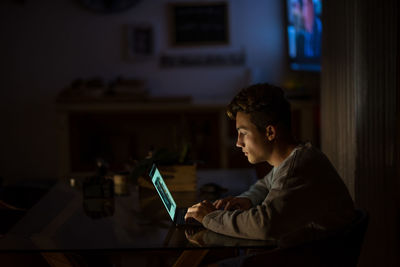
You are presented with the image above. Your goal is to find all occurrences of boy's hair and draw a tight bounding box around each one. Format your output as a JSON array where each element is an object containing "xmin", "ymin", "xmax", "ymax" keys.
[{"xmin": 227, "ymin": 83, "xmax": 292, "ymax": 133}]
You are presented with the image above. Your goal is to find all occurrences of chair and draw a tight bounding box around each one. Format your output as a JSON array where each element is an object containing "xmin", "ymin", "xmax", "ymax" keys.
[{"xmin": 222, "ymin": 209, "xmax": 369, "ymax": 267}]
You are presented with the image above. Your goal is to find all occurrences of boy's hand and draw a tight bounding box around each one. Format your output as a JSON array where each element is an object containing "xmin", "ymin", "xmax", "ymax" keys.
[{"xmin": 185, "ymin": 200, "xmax": 217, "ymax": 223}]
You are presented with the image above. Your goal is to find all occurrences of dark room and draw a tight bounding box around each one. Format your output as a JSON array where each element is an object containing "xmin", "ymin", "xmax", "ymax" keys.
[{"xmin": 0, "ymin": 0, "xmax": 398, "ymax": 266}]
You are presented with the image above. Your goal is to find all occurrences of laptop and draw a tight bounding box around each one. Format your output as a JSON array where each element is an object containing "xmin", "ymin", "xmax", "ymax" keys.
[{"xmin": 149, "ymin": 163, "xmax": 201, "ymax": 226}]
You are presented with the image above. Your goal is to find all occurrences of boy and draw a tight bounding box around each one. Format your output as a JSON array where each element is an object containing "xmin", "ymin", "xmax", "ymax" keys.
[{"xmin": 185, "ymin": 83, "xmax": 355, "ymax": 245}]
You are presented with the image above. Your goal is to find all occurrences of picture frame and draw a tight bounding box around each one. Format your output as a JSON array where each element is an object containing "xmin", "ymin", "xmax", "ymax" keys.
[
  {"xmin": 124, "ymin": 24, "xmax": 154, "ymax": 61},
  {"xmin": 168, "ymin": 2, "xmax": 229, "ymax": 46}
]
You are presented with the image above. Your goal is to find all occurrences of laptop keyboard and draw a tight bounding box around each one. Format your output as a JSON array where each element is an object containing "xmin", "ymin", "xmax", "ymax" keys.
[{"xmin": 175, "ymin": 208, "xmax": 187, "ymax": 225}]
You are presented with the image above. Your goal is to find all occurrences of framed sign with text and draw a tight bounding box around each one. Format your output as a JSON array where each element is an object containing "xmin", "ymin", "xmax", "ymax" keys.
[{"xmin": 168, "ymin": 2, "xmax": 229, "ymax": 46}]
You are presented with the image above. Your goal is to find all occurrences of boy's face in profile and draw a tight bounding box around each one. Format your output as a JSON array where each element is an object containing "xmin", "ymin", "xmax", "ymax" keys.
[{"xmin": 235, "ymin": 112, "xmax": 271, "ymax": 164}]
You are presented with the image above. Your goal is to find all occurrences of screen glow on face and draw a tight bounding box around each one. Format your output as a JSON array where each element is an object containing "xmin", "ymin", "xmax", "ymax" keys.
[{"xmin": 151, "ymin": 166, "xmax": 177, "ymax": 220}]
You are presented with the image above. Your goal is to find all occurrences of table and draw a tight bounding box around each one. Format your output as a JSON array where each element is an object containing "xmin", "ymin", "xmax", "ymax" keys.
[{"xmin": 0, "ymin": 169, "xmax": 276, "ymax": 266}]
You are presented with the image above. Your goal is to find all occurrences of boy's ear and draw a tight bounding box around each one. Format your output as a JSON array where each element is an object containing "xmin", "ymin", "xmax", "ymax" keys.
[{"xmin": 265, "ymin": 125, "xmax": 276, "ymax": 141}]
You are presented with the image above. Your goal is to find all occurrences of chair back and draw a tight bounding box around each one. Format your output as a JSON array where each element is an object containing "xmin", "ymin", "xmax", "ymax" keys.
[{"xmin": 317, "ymin": 209, "xmax": 369, "ymax": 267}]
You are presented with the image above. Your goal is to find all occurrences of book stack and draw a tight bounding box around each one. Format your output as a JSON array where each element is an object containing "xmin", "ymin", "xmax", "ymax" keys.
[{"xmin": 138, "ymin": 165, "xmax": 197, "ymax": 192}]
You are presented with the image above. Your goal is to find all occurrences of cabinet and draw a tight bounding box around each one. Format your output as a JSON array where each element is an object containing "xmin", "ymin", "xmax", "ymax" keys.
[
  {"xmin": 56, "ymin": 99, "xmax": 318, "ymax": 178},
  {"xmin": 57, "ymin": 101, "xmax": 232, "ymax": 178}
]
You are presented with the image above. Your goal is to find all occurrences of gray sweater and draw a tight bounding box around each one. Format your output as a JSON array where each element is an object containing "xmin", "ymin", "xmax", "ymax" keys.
[{"xmin": 202, "ymin": 143, "xmax": 355, "ymax": 246}]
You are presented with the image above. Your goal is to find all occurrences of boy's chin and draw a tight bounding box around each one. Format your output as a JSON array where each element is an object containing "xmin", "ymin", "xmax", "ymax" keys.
[
  {"xmin": 248, "ymin": 157, "xmax": 263, "ymax": 164},
  {"xmin": 247, "ymin": 158, "xmax": 258, "ymax": 164}
]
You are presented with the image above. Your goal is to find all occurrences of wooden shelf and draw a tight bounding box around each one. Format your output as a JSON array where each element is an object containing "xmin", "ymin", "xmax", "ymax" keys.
[
  {"xmin": 56, "ymin": 99, "xmax": 319, "ymax": 179},
  {"xmin": 56, "ymin": 101, "xmax": 231, "ymax": 178}
]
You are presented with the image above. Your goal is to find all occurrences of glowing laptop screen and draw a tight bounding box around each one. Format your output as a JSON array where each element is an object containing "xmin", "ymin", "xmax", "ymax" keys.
[{"xmin": 150, "ymin": 164, "xmax": 177, "ymax": 221}]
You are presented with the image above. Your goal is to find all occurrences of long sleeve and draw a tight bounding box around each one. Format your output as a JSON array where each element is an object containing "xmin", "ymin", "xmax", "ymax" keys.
[
  {"xmin": 203, "ymin": 178, "xmax": 314, "ymax": 241},
  {"xmin": 202, "ymin": 143, "xmax": 355, "ymax": 243},
  {"xmin": 202, "ymin": 204, "xmax": 275, "ymax": 240},
  {"xmin": 237, "ymin": 173, "xmax": 271, "ymax": 206}
]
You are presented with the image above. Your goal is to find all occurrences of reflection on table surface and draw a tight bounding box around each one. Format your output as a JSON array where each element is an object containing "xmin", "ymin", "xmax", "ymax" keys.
[
  {"xmin": 182, "ymin": 227, "xmax": 276, "ymax": 248},
  {"xmin": 0, "ymin": 169, "xmax": 274, "ymax": 252}
]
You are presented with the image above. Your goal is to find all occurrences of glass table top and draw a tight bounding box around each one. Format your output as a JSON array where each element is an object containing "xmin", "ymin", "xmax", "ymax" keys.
[{"xmin": 0, "ymin": 169, "xmax": 276, "ymax": 252}]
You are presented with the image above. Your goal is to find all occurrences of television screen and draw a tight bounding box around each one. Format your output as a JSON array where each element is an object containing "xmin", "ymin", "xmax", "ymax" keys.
[{"xmin": 286, "ymin": 0, "xmax": 322, "ymax": 71}]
